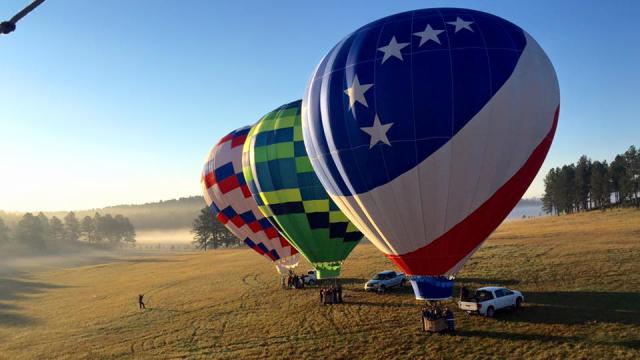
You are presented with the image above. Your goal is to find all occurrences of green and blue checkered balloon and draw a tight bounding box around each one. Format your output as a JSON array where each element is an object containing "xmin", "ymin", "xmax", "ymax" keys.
[{"xmin": 242, "ymin": 100, "xmax": 362, "ymax": 279}]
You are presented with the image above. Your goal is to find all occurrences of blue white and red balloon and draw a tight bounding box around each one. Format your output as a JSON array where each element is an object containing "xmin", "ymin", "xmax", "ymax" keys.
[{"xmin": 302, "ymin": 8, "xmax": 559, "ymax": 299}]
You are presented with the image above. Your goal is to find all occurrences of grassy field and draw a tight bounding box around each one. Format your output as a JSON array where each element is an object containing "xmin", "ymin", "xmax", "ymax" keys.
[{"xmin": 0, "ymin": 209, "xmax": 639, "ymax": 359}]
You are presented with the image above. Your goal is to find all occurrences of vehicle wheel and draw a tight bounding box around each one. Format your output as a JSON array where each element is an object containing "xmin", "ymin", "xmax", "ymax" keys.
[
  {"xmin": 515, "ymin": 297, "xmax": 522, "ymax": 310},
  {"xmin": 308, "ymin": 279, "xmax": 316, "ymax": 286},
  {"xmin": 486, "ymin": 306, "xmax": 495, "ymax": 318},
  {"xmin": 378, "ymin": 285, "xmax": 386, "ymax": 293}
]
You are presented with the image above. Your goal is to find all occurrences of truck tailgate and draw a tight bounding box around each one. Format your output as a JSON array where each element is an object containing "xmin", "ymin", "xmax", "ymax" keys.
[{"xmin": 458, "ymin": 301, "xmax": 479, "ymax": 311}]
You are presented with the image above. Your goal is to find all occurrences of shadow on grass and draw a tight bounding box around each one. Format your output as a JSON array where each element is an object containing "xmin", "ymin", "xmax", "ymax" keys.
[
  {"xmin": 117, "ymin": 258, "xmax": 184, "ymax": 264},
  {"xmin": 314, "ymin": 278, "xmax": 365, "ymax": 286},
  {"xmin": 345, "ymin": 300, "xmax": 415, "ymax": 308},
  {"xmin": 459, "ymin": 329, "xmax": 581, "ymax": 342},
  {"xmin": 0, "ymin": 312, "xmax": 39, "ymax": 327},
  {"xmin": 615, "ymin": 339, "xmax": 640, "ymax": 350},
  {"xmin": 144, "ymin": 307, "xmax": 190, "ymax": 314},
  {"xmin": 0, "ymin": 278, "xmax": 69, "ymax": 327},
  {"xmin": 455, "ymin": 277, "xmax": 521, "ymax": 286},
  {"xmin": 0, "ymin": 278, "xmax": 68, "ymax": 302},
  {"xmin": 461, "ymin": 328, "xmax": 640, "ymax": 350},
  {"xmin": 498, "ymin": 291, "xmax": 640, "ymax": 326}
]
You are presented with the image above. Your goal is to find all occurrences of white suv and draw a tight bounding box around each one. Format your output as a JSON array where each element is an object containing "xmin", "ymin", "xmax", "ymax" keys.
[
  {"xmin": 364, "ymin": 270, "xmax": 406, "ymax": 293},
  {"xmin": 458, "ymin": 286, "xmax": 524, "ymax": 317}
]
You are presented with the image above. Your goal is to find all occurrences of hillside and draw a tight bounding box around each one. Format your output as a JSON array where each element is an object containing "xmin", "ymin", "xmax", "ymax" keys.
[
  {"xmin": 1, "ymin": 197, "xmax": 543, "ymax": 231},
  {"xmin": 1, "ymin": 196, "xmax": 204, "ymax": 230},
  {"xmin": 0, "ymin": 208, "xmax": 638, "ymax": 359}
]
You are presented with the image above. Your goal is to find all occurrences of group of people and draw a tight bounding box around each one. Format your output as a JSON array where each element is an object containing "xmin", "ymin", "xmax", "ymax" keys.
[
  {"xmin": 421, "ymin": 304, "xmax": 455, "ymax": 335},
  {"xmin": 320, "ymin": 284, "xmax": 343, "ymax": 304},
  {"xmin": 282, "ymin": 271, "xmax": 305, "ymax": 289}
]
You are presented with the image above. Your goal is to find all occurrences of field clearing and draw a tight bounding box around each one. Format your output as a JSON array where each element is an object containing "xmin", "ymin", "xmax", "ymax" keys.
[
  {"xmin": 135, "ymin": 228, "xmax": 192, "ymax": 245},
  {"xmin": 0, "ymin": 209, "xmax": 639, "ymax": 359}
]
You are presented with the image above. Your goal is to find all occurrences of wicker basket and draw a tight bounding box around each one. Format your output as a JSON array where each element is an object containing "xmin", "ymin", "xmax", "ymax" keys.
[{"xmin": 423, "ymin": 317, "xmax": 447, "ymax": 332}]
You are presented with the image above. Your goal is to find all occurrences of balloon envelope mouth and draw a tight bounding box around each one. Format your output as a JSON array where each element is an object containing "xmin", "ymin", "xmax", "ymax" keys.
[
  {"xmin": 410, "ymin": 276, "xmax": 454, "ymax": 301},
  {"xmin": 313, "ymin": 262, "xmax": 342, "ymax": 279}
]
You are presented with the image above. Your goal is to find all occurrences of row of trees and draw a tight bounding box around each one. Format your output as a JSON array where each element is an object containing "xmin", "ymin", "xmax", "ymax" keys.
[
  {"xmin": 0, "ymin": 211, "xmax": 136, "ymax": 252},
  {"xmin": 191, "ymin": 208, "xmax": 240, "ymax": 250},
  {"xmin": 542, "ymin": 145, "xmax": 640, "ymax": 215}
]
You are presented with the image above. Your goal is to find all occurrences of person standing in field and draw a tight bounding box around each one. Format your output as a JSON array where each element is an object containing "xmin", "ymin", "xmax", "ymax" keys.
[
  {"xmin": 460, "ymin": 286, "xmax": 469, "ymax": 301},
  {"xmin": 445, "ymin": 307, "xmax": 455, "ymax": 335},
  {"xmin": 138, "ymin": 294, "xmax": 146, "ymax": 309}
]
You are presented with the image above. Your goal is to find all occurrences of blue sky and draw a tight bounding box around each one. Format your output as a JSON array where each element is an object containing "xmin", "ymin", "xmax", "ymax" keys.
[{"xmin": 1, "ymin": 0, "xmax": 638, "ymax": 211}]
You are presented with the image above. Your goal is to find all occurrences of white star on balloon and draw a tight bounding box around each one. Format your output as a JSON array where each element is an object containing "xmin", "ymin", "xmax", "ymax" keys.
[
  {"xmin": 377, "ymin": 36, "xmax": 410, "ymax": 64},
  {"xmin": 360, "ymin": 115, "xmax": 393, "ymax": 148},
  {"xmin": 447, "ymin": 17, "xmax": 474, "ymax": 33},
  {"xmin": 344, "ymin": 74, "xmax": 373, "ymax": 110},
  {"xmin": 413, "ymin": 24, "xmax": 444, "ymax": 46}
]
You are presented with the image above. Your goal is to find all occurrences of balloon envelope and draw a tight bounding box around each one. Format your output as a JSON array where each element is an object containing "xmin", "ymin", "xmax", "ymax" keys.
[
  {"xmin": 302, "ymin": 8, "xmax": 559, "ymax": 298},
  {"xmin": 242, "ymin": 100, "xmax": 363, "ymax": 279},
  {"xmin": 201, "ymin": 126, "xmax": 299, "ymax": 273}
]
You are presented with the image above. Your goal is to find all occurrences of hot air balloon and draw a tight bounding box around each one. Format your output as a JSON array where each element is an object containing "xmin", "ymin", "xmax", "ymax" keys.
[
  {"xmin": 242, "ymin": 100, "xmax": 363, "ymax": 279},
  {"xmin": 302, "ymin": 8, "xmax": 559, "ymax": 300},
  {"xmin": 201, "ymin": 126, "xmax": 300, "ymax": 274}
]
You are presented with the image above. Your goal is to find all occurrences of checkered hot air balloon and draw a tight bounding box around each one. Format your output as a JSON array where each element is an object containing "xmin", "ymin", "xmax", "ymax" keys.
[
  {"xmin": 302, "ymin": 8, "xmax": 559, "ymax": 300},
  {"xmin": 201, "ymin": 126, "xmax": 300, "ymax": 274},
  {"xmin": 242, "ymin": 101, "xmax": 363, "ymax": 279}
]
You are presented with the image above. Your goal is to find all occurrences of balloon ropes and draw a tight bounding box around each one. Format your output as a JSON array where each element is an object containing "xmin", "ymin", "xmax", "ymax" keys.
[
  {"xmin": 1, "ymin": 0, "xmax": 47, "ymax": 35},
  {"xmin": 302, "ymin": 8, "xmax": 559, "ymax": 300}
]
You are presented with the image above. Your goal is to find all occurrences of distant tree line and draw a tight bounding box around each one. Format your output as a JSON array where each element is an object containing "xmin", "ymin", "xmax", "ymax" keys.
[
  {"xmin": 0, "ymin": 211, "xmax": 136, "ymax": 252},
  {"xmin": 191, "ymin": 207, "xmax": 242, "ymax": 250},
  {"xmin": 542, "ymin": 145, "xmax": 640, "ymax": 215}
]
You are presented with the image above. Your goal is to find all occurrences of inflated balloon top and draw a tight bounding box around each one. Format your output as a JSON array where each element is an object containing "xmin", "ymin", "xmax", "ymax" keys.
[
  {"xmin": 303, "ymin": 8, "xmax": 559, "ymax": 299},
  {"xmin": 201, "ymin": 127, "xmax": 299, "ymax": 274},
  {"xmin": 242, "ymin": 100, "xmax": 363, "ymax": 279}
]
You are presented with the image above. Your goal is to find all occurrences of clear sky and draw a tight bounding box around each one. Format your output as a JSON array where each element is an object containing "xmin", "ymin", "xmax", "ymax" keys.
[{"xmin": 1, "ymin": 0, "xmax": 638, "ymax": 212}]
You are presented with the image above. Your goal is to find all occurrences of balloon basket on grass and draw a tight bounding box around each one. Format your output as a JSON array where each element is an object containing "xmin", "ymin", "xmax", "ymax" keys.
[
  {"xmin": 411, "ymin": 277, "xmax": 454, "ymax": 333},
  {"xmin": 318, "ymin": 277, "xmax": 343, "ymax": 305}
]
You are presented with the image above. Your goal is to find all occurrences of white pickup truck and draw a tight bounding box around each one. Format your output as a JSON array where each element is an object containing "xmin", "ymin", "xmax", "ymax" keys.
[
  {"xmin": 364, "ymin": 270, "xmax": 406, "ymax": 293},
  {"xmin": 458, "ymin": 286, "xmax": 524, "ymax": 317}
]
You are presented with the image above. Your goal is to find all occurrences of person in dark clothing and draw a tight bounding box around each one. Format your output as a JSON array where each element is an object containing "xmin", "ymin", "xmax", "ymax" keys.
[
  {"xmin": 460, "ymin": 286, "xmax": 469, "ymax": 301},
  {"xmin": 138, "ymin": 294, "xmax": 146, "ymax": 309},
  {"xmin": 445, "ymin": 307, "xmax": 455, "ymax": 335}
]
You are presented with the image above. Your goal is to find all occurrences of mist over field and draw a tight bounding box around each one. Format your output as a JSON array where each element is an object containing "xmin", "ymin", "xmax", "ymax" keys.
[{"xmin": 136, "ymin": 228, "xmax": 193, "ymax": 244}]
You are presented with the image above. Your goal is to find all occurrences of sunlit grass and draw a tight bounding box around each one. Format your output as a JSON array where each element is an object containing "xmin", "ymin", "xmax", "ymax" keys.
[{"xmin": 0, "ymin": 209, "xmax": 638, "ymax": 359}]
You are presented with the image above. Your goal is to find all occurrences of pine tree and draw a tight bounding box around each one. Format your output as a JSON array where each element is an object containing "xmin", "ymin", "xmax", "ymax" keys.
[
  {"xmin": 49, "ymin": 216, "xmax": 67, "ymax": 245},
  {"xmin": 625, "ymin": 146, "xmax": 640, "ymax": 207},
  {"xmin": 590, "ymin": 161, "xmax": 610, "ymax": 209},
  {"xmin": 191, "ymin": 207, "xmax": 217, "ymax": 251},
  {"xmin": 14, "ymin": 213, "xmax": 47, "ymax": 251},
  {"xmin": 64, "ymin": 212, "xmax": 81, "ymax": 242},
  {"xmin": 542, "ymin": 168, "xmax": 558, "ymax": 214},
  {"xmin": 80, "ymin": 216, "xmax": 96, "ymax": 243},
  {"xmin": 575, "ymin": 156, "xmax": 591, "ymax": 211},
  {"xmin": 0, "ymin": 218, "xmax": 10, "ymax": 246}
]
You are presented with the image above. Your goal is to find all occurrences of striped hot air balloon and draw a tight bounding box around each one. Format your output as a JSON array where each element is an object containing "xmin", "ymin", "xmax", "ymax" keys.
[
  {"xmin": 201, "ymin": 126, "xmax": 299, "ymax": 274},
  {"xmin": 302, "ymin": 8, "xmax": 559, "ymax": 299}
]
